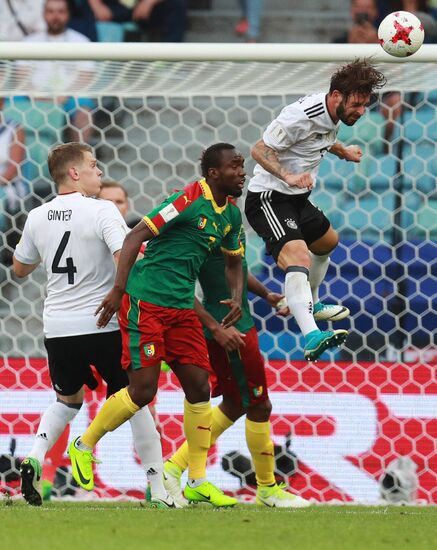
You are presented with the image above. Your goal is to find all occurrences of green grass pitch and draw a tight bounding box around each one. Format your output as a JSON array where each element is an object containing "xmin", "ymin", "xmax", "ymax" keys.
[{"xmin": 2, "ymin": 501, "xmax": 437, "ymax": 550}]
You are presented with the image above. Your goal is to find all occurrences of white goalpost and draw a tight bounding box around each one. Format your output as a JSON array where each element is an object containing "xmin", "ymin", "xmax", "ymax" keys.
[{"xmin": 0, "ymin": 43, "xmax": 436, "ymax": 504}]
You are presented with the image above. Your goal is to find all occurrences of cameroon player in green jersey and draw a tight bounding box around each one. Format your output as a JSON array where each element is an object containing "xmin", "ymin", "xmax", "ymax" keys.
[
  {"xmin": 68, "ymin": 143, "xmax": 246, "ymax": 507},
  {"xmin": 163, "ymin": 228, "xmax": 310, "ymax": 508}
]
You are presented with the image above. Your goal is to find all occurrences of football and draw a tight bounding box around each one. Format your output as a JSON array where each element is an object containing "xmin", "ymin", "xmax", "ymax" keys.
[{"xmin": 378, "ymin": 11, "xmax": 425, "ymax": 57}]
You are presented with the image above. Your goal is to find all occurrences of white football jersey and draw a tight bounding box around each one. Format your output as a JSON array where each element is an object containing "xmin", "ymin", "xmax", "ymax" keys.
[
  {"xmin": 248, "ymin": 92, "xmax": 340, "ymax": 195},
  {"xmin": 14, "ymin": 192, "xmax": 129, "ymax": 338}
]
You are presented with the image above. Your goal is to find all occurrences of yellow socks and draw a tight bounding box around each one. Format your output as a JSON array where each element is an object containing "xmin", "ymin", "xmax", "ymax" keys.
[
  {"xmin": 183, "ymin": 399, "xmax": 212, "ymax": 480},
  {"xmin": 171, "ymin": 405, "xmax": 234, "ymax": 472},
  {"xmin": 246, "ymin": 418, "xmax": 276, "ymax": 487},
  {"xmin": 81, "ymin": 387, "xmax": 139, "ymax": 448}
]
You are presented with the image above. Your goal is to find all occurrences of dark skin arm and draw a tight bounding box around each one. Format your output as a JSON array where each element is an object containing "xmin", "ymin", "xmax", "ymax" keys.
[
  {"xmin": 247, "ymin": 273, "xmax": 289, "ymax": 315},
  {"xmin": 221, "ymin": 252, "xmax": 244, "ymax": 328},
  {"xmin": 194, "ymin": 297, "xmax": 246, "ymax": 352},
  {"xmin": 96, "ymin": 220, "xmax": 154, "ymax": 327}
]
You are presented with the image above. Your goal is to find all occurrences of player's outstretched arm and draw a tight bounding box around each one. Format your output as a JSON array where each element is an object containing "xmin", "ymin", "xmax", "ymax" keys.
[
  {"xmin": 329, "ymin": 142, "xmax": 362, "ymax": 163},
  {"xmin": 221, "ymin": 253, "xmax": 244, "ymax": 328},
  {"xmin": 247, "ymin": 273, "xmax": 289, "ymax": 316},
  {"xmin": 251, "ymin": 139, "xmax": 313, "ymax": 189},
  {"xmin": 194, "ymin": 298, "xmax": 245, "ymax": 352},
  {"xmin": 95, "ymin": 221, "xmax": 154, "ymax": 328}
]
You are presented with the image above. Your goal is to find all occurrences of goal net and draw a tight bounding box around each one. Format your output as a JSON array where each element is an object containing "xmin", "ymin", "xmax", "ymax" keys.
[{"xmin": 0, "ymin": 43, "xmax": 436, "ymax": 504}]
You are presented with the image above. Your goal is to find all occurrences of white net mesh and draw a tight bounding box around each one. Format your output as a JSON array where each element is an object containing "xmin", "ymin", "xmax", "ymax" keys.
[{"xmin": 1, "ymin": 54, "xmax": 436, "ymax": 504}]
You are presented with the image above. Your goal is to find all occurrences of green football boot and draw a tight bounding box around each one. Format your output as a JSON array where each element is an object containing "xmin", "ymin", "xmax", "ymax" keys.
[
  {"xmin": 67, "ymin": 437, "xmax": 100, "ymax": 491},
  {"xmin": 184, "ymin": 481, "xmax": 237, "ymax": 507}
]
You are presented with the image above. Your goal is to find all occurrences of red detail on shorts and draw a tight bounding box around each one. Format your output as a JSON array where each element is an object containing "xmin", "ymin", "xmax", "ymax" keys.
[
  {"xmin": 119, "ymin": 294, "xmax": 211, "ymax": 372},
  {"xmin": 208, "ymin": 326, "xmax": 268, "ymax": 406}
]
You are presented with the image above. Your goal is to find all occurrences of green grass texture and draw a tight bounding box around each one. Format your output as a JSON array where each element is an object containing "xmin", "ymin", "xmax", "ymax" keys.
[{"xmin": 2, "ymin": 501, "xmax": 436, "ymax": 550}]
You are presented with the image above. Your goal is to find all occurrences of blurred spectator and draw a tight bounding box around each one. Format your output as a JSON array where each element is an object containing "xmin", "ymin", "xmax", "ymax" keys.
[
  {"xmin": 235, "ymin": 0, "xmax": 264, "ymax": 42},
  {"xmin": 88, "ymin": 0, "xmax": 188, "ymax": 42},
  {"xmin": 16, "ymin": 0, "xmax": 96, "ymax": 144},
  {"xmin": 0, "ymin": 96, "xmax": 26, "ymax": 266},
  {"xmin": 0, "ymin": 0, "xmax": 45, "ymax": 41},
  {"xmin": 385, "ymin": 1, "xmax": 437, "ymax": 42},
  {"xmin": 67, "ymin": 0, "xmax": 98, "ymax": 41},
  {"xmin": 333, "ymin": 0, "xmax": 379, "ymax": 44},
  {"xmin": 429, "ymin": 0, "xmax": 437, "ymax": 20},
  {"xmin": 333, "ymin": 0, "xmax": 402, "ymax": 144},
  {"xmin": 98, "ymin": 179, "xmax": 141, "ymax": 228}
]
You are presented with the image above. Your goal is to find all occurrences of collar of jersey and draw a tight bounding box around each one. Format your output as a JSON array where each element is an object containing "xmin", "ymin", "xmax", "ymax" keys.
[{"xmin": 199, "ymin": 178, "xmax": 228, "ymax": 214}]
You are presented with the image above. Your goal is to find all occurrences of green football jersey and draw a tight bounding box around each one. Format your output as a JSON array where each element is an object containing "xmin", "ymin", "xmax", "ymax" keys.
[
  {"xmin": 198, "ymin": 227, "xmax": 254, "ymax": 338},
  {"xmin": 126, "ymin": 179, "xmax": 243, "ymax": 309}
]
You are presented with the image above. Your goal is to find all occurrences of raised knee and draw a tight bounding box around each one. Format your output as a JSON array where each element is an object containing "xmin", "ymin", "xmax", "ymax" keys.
[
  {"xmin": 248, "ymin": 398, "xmax": 272, "ymax": 422},
  {"xmin": 129, "ymin": 385, "xmax": 157, "ymax": 408},
  {"xmin": 257, "ymin": 399, "xmax": 272, "ymax": 419},
  {"xmin": 186, "ymin": 380, "xmax": 210, "ymax": 404}
]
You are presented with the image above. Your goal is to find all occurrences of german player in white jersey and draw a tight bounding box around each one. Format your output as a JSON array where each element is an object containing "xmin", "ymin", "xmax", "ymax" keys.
[
  {"xmin": 13, "ymin": 143, "xmax": 175, "ymax": 508},
  {"xmin": 245, "ymin": 59, "xmax": 386, "ymax": 361}
]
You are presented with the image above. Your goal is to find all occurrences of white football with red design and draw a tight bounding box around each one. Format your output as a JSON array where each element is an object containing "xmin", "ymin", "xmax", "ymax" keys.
[{"xmin": 378, "ymin": 11, "xmax": 424, "ymax": 57}]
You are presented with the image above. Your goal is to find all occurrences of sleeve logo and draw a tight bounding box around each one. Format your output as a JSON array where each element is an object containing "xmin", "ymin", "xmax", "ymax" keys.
[
  {"xmin": 270, "ymin": 123, "xmax": 287, "ymax": 143},
  {"xmin": 160, "ymin": 203, "xmax": 179, "ymax": 222}
]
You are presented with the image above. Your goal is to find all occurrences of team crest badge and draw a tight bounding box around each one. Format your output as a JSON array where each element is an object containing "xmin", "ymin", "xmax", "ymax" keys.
[
  {"xmin": 197, "ymin": 216, "xmax": 207, "ymax": 230},
  {"xmin": 144, "ymin": 343, "xmax": 155, "ymax": 357},
  {"xmin": 284, "ymin": 218, "xmax": 297, "ymax": 229},
  {"xmin": 253, "ymin": 386, "xmax": 264, "ymax": 397}
]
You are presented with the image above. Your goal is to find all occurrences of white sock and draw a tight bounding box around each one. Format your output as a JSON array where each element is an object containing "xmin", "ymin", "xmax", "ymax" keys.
[
  {"xmin": 129, "ymin": 407, "xmax": 166, "ymax": 499},
  {"xmin": 309, "ymin": 253, "xmax": 330, "ymax": 304},
  {"xmin": 188, "ymin": 478, "xmax": 206, "ymax": 488},
  {"xmin": 285, "ymin": 267, "xmax": 318, "ymax": 336},
  {"xmin": 29, "ymin": 400, "xmax": 80, "ymax": 464}
]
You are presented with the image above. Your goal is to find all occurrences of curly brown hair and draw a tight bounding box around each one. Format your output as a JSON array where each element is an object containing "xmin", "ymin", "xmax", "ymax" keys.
[{"xmin": 329, "ymin": 58, "xmax": 387, "ymax": 98}]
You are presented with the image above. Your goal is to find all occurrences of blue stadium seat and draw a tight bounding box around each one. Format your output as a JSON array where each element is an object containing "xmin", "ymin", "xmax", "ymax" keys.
[
  {"xmin": 318, "ymin": 157, "xmax": 355, "ymax": 191},
  {"xmin": 417, "ymin": 199, "xmax": 437, "ymax": 238},
  {"xmin": 401, "ymin": 107, "xmax": 435, "ymax": 141},
  {"xmin": 337, "ymin": 111, "xmax": 385, "ymax": 157},
  {"xmin": 341, "ymin": 193, "xmax": 397, "ymax": 242}
]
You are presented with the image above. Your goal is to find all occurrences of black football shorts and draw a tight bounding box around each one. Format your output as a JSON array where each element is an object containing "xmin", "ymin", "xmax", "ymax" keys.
[
  {"xmin": 44, "ymin": 330, "xmax": 129, "ymax": 398},
  {"xmin": 245, "ymin": 190, "xmax": 331, "ymax": 260}
]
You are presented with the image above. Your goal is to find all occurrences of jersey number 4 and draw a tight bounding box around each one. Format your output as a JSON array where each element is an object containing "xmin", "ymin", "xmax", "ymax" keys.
[{"xmin": 52, "ymin": 231, "xmax": 77, "ymax": 285}]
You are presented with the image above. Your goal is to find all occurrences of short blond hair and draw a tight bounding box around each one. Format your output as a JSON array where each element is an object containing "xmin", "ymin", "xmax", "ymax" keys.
[{"xmin": 48, "ymin": 142, "xmax": 92, "ymax": 188}]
